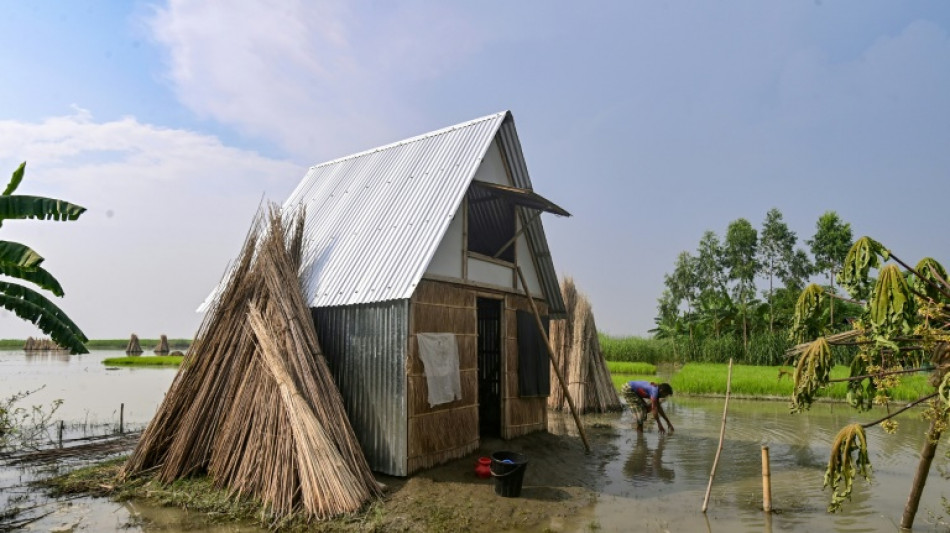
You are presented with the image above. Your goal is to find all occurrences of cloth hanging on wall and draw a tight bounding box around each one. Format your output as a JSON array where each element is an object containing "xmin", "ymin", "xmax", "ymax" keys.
[
  {"xmin": 417, "ymin": 333, "xmax": 462, "ymax": 407},
  {"xmin": 517, "ymin": 310, "xmax": 551, "ymax": 397}
]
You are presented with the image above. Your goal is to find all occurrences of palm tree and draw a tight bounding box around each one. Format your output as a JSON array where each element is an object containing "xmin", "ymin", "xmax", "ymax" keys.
[{"xmin": 0, "ymin": 162, "xmax": 88, "ymax": 353}]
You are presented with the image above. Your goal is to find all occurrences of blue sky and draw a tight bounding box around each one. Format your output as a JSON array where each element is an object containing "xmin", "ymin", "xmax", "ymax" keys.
[{"xmin": 1, "ymin": 1, "xmax": 948, "ymax": 339}]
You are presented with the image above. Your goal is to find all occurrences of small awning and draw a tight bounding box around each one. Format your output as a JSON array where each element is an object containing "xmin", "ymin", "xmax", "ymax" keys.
[{"xmin": 469, "ymin": 181, "xmax": 571, "ymax": 217}]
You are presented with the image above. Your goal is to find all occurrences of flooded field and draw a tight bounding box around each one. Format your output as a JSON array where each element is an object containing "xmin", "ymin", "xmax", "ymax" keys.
[
  {"xmin": 0, "ymin": 349, "xmax": 177, "ymax": 435},
  {"xmin": 2, "ymin": 350, "xmax": 949, "ymax": 531},
  {"xmin": 562, "ymin": 399, "xmax": 950, "ymax": 532}
]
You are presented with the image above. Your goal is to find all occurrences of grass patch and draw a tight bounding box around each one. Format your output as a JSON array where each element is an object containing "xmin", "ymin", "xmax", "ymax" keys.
[
  {"xmin": 605, "ymin": 361, "xmax": 656, "ymax": 375},
  {"xmin": 102, "ymin": 355, "xmax": 184, "ymax": 367},
  {"xmin": 669, "ymin": 363, "xmax": 933, "ymax": 400}
]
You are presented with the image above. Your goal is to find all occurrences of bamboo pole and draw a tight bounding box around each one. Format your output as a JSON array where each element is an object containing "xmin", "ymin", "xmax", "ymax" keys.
[
  {"xmin": 515, "ymin": 266, "xmax": 590, "ymax": 452},
  {"xmin": 901, "ymin": 417, "xmax": 943, "ymax": 529},
  {"xmin": 762, "ymin": 445, "xmax": 772, "ymax": 512},
  {"xmin": 702, "ymin": 358, "xmax": 733, "ymax": 513}
]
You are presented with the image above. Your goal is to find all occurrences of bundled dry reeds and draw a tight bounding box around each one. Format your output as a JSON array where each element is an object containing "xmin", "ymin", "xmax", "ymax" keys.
[
  {"xmin": 23, "ymin": 337, "xmax": 64, "ymax": 351},
  {"xmin": 153, "ymin": 334, "xmax": 169, "ymax": 355},
  {"xmin": 125, "ymin": 334, "xmax": 143, "ymax": 355},
  {"xmin": 122, "ymin": 204, "xmax": 381, "ymax": 521},
  {"xmin": 548, "ymin": 278, "xmax": 622, "ymax": 414}
]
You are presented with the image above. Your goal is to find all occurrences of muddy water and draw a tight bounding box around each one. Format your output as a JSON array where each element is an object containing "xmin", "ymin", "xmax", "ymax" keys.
[
  {"xmin": 3, "ymin": 350, "xmax": 949, "ymax": 532},
  {"xmin": 0, "ymin": 349, "xmax": 177, "ymax": 433},
  {"xmin": 0, "ymin": 349, "xmax": 186, "ymax": 531},
  {"xmin": 558, "ymin": 398, "xmax": 950, "ymax": 532}
]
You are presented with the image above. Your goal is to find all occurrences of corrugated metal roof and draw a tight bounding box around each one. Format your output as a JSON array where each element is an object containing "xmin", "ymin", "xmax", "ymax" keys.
[{"xmin": 281, "ymin": 110, "xmax": 566, "ymax": 314}]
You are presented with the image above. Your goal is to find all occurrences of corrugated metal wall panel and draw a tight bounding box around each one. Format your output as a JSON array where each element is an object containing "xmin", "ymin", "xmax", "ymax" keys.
[{"xmin": 313, "ymin": 301, "xmax": 410, "ymax": 476}]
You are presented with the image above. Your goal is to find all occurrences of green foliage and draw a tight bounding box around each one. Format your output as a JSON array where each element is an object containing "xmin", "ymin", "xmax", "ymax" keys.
[
  {"xmin": 600, "ymin": 334, "xmax": 672, "ymax": 364},
  {"xmin": 838, "ymin": 236, "xmax": 887, "ymax": 301},
  {"xmin": 808, "ymin": 211, "xmax": 854, "ymax": 280},
  {"xmin": 791, "ymin": 338, "xmax": 833, "ymax": 412},
  {"xmin": 0, "ymin": 163, "xmax": 87, "ymax": 354},
  {"xmin": 0, "ymin": 196, "xmax": 86, "ymax": 226},
  {"xmin": 790, "ymin": 235, "xmax": 950, "ymax": 522},
  {"xmin": 824, "ymin": 424, "xmax": 871, "ymax": 512},
  {"xmin": 845, "ymin": 355, "xmax": 875, "ymax": 411},
  {"xmin": 791, "ymin": 284, "xmax": 826, "ymax": 343},
  {"xmin": 910, "ymin": 258, "xmax": 949, "ymax": 304},
  {"xmin": 3, "ymin": 162, "xmax": 25, "ymax": 196},
  {"xmin": 869, "ymin": 264, "xmax": 914, "ymax": 335}
]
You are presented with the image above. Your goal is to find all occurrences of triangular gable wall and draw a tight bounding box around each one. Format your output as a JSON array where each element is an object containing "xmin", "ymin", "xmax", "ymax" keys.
[{"xmin": 276, "ymin": 111, "xmax": 564, "ymax": 315}]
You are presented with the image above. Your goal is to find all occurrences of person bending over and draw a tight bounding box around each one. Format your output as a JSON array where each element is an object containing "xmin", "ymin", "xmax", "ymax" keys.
[{"xmin": 622, "ymin": 380, "xmax": 674, "ymax": 434}]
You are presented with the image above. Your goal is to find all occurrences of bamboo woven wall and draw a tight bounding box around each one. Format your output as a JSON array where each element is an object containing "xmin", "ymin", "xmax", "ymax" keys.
[
  {"xmin": 407, "ymin": 280, "xmax": 479, "ymax": 474},
  {"xmin": 502, "ymin": 294, "xmax": 548, "ymax": 440},
  {"xmin": 407, "ymin": 280, "xmax": 551, "ymax": 471}
]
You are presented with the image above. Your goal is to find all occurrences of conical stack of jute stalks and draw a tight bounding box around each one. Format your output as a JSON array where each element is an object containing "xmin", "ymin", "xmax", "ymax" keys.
[
  {"xmin": 548, "ymin": 277, "xmax": 622, "ymax": 414},
  {"xmin": 153, "ymin": 334, "xmax": 169, "ymax": 355},
  {"xmin": 125, "ymin": 333, "xmax": 143, "ymax": 355},
  {"xmin": 122, "ymin": 204, "xmax": 381, "ymax": 521}
]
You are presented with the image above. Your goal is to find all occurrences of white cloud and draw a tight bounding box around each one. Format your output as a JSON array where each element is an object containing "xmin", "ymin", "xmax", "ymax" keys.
[
  {"xmin": 0, "ymin": 110, "xmax": 303, "ymax": 340},
  {"xmin": 146, "ymin": 0, "xmax": 483, "ymax": 160}
]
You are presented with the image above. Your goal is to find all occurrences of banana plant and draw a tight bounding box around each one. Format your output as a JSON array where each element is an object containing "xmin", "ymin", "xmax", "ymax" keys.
[{"xmin": 0, "ymin": 162, "xmax": 87, "ymax": 353}]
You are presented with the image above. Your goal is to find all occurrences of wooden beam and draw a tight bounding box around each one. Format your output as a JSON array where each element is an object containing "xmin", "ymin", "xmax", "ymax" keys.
[
  {"xmin": 515, "ymin": 266, "xmax": 590, "ymax": 452},
  {"xmin": 494, "ymin": 210, "xmax": 542, "ymax": 259}
]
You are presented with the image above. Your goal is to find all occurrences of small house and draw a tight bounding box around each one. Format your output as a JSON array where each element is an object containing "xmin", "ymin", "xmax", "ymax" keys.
[{"xmin": 280, "ymin": 111, "xmax": 569, "ymax": 476}]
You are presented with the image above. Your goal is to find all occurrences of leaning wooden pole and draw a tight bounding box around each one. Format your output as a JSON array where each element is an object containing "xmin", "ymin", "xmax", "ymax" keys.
[
  {"xmin": 702, "ymin": 358, "xmax": 733, "ymax": 513},
  {"xmin": 516, "ymin": 266, "xmax": 590, "ymax": 453},
  {"xmin": 900, "ymin": 417, "xmax": 943, "ymax": 529}
]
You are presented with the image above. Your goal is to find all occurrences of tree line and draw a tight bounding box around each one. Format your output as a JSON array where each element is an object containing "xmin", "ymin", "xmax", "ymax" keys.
[{"xmin": 654, "ymin": 209, "xmax": 855, "ymax": 362}]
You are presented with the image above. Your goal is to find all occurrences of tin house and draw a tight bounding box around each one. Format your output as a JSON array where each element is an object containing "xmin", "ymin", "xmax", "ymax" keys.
[{"xmin": 282, "ymin": 111, "xmax": 569, "ymax": 476}]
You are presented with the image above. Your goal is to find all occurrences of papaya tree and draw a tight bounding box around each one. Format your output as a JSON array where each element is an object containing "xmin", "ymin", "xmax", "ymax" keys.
[
  {"xmin": 788, "ymin": 236, "xmax": 950, "ymax": 528},
  {"xmin": 0, "ymin": 162, "xmax": 88, "ymax": 354}
]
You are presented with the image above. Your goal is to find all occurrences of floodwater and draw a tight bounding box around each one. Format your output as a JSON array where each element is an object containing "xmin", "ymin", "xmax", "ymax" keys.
[
  {"xmin": 0, "ymin": 349, "xmax": 177, "ymax": 435},
  {"xmin": 561, "ymin": 398, "xmax": 950, "ymax": 532},
  {"xmin": 1, "ymin": 350, "xmax": 949, "ymax": 532}
]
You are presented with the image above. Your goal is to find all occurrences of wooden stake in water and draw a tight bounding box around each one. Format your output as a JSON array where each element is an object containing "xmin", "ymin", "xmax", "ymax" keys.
[
  {"xmin": 762, "ymin": 445, "xmax": 772, "ymax": 512},
  {"xmin": 702, "ymin": 358, "xmax": 733, "ymax": 513},
  {"xmin": 119, "ymin": 403, "xmax": 124, "ymax": 434},
  {"xmin": 58, "ymin": 420, "xmax": 64, "ymax": 448}
]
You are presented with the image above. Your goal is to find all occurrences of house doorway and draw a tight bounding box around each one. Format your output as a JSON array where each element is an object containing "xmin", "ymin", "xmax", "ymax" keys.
[{"xmin": 476, "ymin": 297, "xmax": 502, "ymax": 437}]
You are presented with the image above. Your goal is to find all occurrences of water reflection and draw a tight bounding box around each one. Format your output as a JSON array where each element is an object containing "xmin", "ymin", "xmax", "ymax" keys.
[
  {"xmin": 24, "ymin": 350, "xmax": 72, "ymax": 363},
  {"xmin": 624, "ymin": 432, "xmax": 674, "ymax": 483}
]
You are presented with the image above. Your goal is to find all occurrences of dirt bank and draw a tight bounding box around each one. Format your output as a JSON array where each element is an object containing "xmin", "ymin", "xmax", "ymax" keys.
[{"xmin": 31, "ymin": 419, "xmax": 619, "ymax": 532}]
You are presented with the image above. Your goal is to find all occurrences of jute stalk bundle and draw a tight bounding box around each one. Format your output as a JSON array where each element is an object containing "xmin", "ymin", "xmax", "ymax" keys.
[
  {"xmin": 122, "ymin": 204, "xmax": 380, "ymax": 521},
  {"xmin": 153, "ymin": 334, "xmax": 169, "ymax": 355},
  {"xmin": 548, "ymin": 277, "xmax": 622, "ymax": 414},
  {"xmin": 24, "ymin": 337, "xmax": 64, "ymax": 351},
  {"xmin": 125, "ymin": 334, "xmax": 142, "ymax": 355}
]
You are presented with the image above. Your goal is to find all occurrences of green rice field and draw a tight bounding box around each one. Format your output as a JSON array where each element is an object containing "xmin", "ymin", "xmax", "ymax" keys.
[
  {"xmin": 606, "ymin": 360, "xmax": 658, "ymax": 392},
  {"xmin": 668, "ymin": 363, "xmax": 933, "ymax": 401}
]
